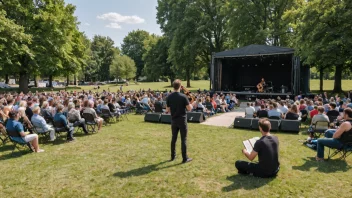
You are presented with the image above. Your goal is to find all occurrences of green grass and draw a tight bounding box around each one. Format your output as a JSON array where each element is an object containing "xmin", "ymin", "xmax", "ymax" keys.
[
  {"xmin": 78, "ymin": 80, "xmax": 211, "ymax": 93},
  {"xmin": 310, "ymin": 80, "xmax": 352, "ymax": 91},
  {"xmin": 76, "ymin": 80, "xmax": 352, "ymax": 93},
  {"xmin": 0, "ymin": 115, "xmax": 351, "ymax": 197}
]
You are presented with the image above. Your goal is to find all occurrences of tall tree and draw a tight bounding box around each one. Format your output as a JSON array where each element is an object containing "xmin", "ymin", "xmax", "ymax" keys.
[
  {"xmin": 90, "ymin": 35, "xmax": 115, "ymax": 81},
  {"xmin": 228, "ymin": 0, "xmax": 296, "ymax": 47},
  {"xmin": 143, "ymin": 36, "xmax": 175, "ymax": 85},
  {"xmin": 111, "ymin": 54, "xmax": 136, "ymax": 81},
  {"xmin": 288, "ymin": 0, "xmax": 352, "ymax": 92},
  {"xmin": 121, "ymin": 30, "xmax": 150, "ymax": 79},
  {"xmin": 157, "ymin": 0, "xmax": 229, "ymax": 87}
]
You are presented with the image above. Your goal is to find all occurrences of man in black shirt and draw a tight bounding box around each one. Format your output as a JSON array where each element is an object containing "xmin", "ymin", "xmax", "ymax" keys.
[
  {"xmin": 235, "ymin": 118, "xmax": 280, "ymax": 178},
  {"xmin": 326, "ymin": 103, "xmax": 340, "ymax": 117},
  {"xmin": 256, "ymin": 104, "xmax": 268, "ymax": 118},
  {"xmin": 166, "ymin": 79, "xmax": 193, "ymax": 163}
]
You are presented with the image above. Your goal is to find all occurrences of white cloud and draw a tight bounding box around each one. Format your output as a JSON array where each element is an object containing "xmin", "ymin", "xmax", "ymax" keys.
[
  {"xmin": 106, "ymin": 23, "xmax": 122, "ymax": 29},
  {"xmin": 97, "ymin": 12, "xmax": 145, "ymax": 24},
  {"xmin": 84, "ymin": 22, "xmax": 90, "ymax": 26}
]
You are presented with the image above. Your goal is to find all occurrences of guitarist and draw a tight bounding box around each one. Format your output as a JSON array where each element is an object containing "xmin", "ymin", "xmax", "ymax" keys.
[{"xmin": 257, "ymin": 78, "xmax": 266, "ymax": 93}]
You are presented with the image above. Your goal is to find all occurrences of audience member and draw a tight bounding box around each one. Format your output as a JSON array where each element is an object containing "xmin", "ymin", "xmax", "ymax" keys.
[
  {"xmin": 316, "ymin": 108, "xmax": 352, "ymax": 161},
  {"xmin": 285, "ymin": 104, "xmax": 300, "ymax": 120},
  {"xmin": 235, "ymin": 118, "xmax": 279, "ymax": 178},
  {"xmin": 31, "ymin": 106, "xmax": 56, "ymax": 141},
  {"xmin": 6, "ymin": 111, "xmax": 44, "ymax": 152}
]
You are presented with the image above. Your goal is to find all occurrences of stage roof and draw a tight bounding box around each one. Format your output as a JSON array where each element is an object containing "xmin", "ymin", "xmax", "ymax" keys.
[{"xmin": 214, "ymin": 44, "xmax": 294, "ymax": 58}]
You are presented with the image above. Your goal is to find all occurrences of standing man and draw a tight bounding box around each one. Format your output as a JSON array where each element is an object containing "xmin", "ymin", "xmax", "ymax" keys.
[{"xmin": 166, "ymin": 79, "xmax": 193, "ymax": 163}]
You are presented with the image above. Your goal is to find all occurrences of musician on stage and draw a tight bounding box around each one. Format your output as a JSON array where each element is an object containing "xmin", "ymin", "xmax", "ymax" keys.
[
  {"xmin": 257, "ymin": 78, "xmax": 266, "ymax": 93},
  {"xmin": 166, "ymin": 79, "xmax": 193, "ymax": 163}
]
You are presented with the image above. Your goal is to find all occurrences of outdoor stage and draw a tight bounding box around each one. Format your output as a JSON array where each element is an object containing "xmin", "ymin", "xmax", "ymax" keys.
[
  {"xmin": 215, "ymin": 91, "xmax": 315, "ymax": 100},
  {"xmin": 211, "ymin": 45, "xmax": 311, "ymax": 98}
]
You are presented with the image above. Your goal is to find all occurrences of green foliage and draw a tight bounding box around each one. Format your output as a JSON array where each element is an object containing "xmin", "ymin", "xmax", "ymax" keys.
[
  {"xmin": 111, "ymin": 54, "xmax": 137, "ymax": 80},
  {"xmin": 89, "ymin": 35, "xmax": 115, "ymax": 81},
  {"xmin": 143, "ymin": 36, "xmax": 175, "ymax": 82},
  {"xmin": 157, "ymin": 0, "xmax": 230, "ymax": 87},
  {"xmin": 121, "ymin": 30, "xmax": 150, "ymax": 78},
  {"xmin": 228, "ymin": 0, "xmax": 296, "ymax": 47},
  {"xmin": 288, "ymin": 0, "xmax": 352, "ymax": 92}
]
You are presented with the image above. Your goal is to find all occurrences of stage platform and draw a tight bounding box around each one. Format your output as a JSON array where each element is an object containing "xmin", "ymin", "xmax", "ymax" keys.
[{"xmin": 214, "ymin": 91, "xmax": 315, "ymax": 100}]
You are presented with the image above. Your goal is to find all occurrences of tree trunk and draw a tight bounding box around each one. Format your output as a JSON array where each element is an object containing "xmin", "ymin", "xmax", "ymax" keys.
[
  {"xmin": 74, "ymin": 74, "xmax": 77, "ymax": 85},
  {"xmin": 186, "ymin": 69, "xmax": 191, "ymax": 88},
  {"xmin": 5, "ymin": 74, "xmax": 9, "ymax": 84},
  {"xmin": 34, "ymin": 76, "xmax": 39, "ymax": 87},
  {"xmin": 49, "ymin": 75, "xmax": 53, "ymax": 87},
  {"xmin": 19, "ymin": 72, "xmax": 29, "ymax": 93},
  {"xmin": 66, "ymin": 74, "xmax": 69, "ymax": 86},
  {"xmin": 333, "ymin": 65, "xmax": 343, "ymax": 93},
  {"xmin": 319, "ymin": 68, "xmax": 324, "ymax": 92},
  {"xmin": 170, "ymin": 78, "xmax": 174, "ymax": 87}
]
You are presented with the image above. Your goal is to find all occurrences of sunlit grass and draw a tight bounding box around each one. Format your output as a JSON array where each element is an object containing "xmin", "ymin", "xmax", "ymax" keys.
[{"xmin": 0, "ymin": 114, "xmax": 351, "ymax": 197}]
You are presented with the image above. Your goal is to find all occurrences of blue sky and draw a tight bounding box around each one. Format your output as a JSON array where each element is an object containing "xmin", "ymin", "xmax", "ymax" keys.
[{"xmin": 66, "ymin": 0, "xmax": 162, "ymax": 47}]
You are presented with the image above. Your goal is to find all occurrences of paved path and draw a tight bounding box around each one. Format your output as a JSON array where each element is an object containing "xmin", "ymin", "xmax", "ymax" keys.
[{"xmin": 201, "ymin": 109, "xmax": 245, "ymax": 128}]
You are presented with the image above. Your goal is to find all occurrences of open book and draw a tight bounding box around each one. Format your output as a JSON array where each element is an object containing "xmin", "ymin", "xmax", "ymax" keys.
[{"xmin": 242, "ymin": 137, "xmax": 260, "ymax": 153}]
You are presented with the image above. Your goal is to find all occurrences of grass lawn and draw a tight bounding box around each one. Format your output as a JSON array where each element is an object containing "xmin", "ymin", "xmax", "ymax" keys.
[
  {"xmin": 75, "ymin": 80, "xmax": 352, "ymax": 93},
  {"xmin": 0, "ymin": 114, "xmax": 351, "ymax": 197}
]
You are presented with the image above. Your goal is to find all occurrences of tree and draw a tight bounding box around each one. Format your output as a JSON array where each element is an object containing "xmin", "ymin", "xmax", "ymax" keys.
[
  {"xmin": 288, "ymin": 0, "xmax": 352, "ymax": 92},
  {"xmin": 228, "ymin": 0, "xmax": 296, "ymax": 47},
  {"xmin": 1, "ymin": 0, "xmax": 85, "ymax": 92},
  {"xmin": 111, "ymin": 54, "xmax": 136, "ymax": 81},
  {"xmin": 0, "ymin": 10, "xmax": 32, "ymax": 82},
  {"xmin": 90, "ymin": 35, "xmax": 115, "ymax": 81},
  {"xmin": 121, "ymin": 30, "xmax": 150, "ymax": 79},
  {"xmin": 142, "ymin": 35, "xmax": 176, "ymax": 85},
  {"xmin": 157, "ymin": 0, "xmax": 230, "ymax": 87}
]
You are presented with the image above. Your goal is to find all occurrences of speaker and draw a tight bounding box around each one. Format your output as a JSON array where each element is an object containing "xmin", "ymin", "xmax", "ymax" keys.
[
  {"xmin": 280, "ymin": 120, "xmax": 300, "ymax": 133},
  {"xmin": 234, "ymin": 117, "xmax": 252, "ymax": 129},
  {"xmin": 160, "ymin": 114, "xmax": 172, "ymax": 124},
  {"xmin": 187, "ymin": 112, "xmax": 205, "ymax": 123},
  {"xmin": 144, "ymin": 113, "xmax": 161, "ymax": 123},
  {"xmin": 269, "ymin": 119, "xmax": 280, "ymax": 131}
]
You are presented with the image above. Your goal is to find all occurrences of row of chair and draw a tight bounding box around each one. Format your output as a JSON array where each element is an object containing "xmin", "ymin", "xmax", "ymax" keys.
[{"xmin": 233, "ymin": 117, "xmax": 301, "ymax": 133}]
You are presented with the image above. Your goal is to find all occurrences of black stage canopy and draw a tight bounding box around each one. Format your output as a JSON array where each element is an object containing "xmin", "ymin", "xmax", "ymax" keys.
[
  {"xmin": 214, "ymin": 44, "xmax": 295, "ymax": 58},
  {"xmin": 211, "ymin": 45, "xmax": 310, "ymax": 97}
]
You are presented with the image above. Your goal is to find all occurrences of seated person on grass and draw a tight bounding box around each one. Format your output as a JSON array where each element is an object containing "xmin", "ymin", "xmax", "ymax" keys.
[
  {"xmin": 316, "ymin": 108, "xmax": 352, "ymax": 161},
  {"xmin": 235, "ymin": 118, "xmax": 280, "ymax": 178},
  {"xmin": 6, "ymin": 111, "xmax": 44, "ymax": 153}
]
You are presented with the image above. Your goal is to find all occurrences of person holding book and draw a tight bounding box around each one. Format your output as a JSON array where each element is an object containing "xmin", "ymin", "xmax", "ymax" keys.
[{"xmin": 235, "ymin": 118, "xmax": 280, "ymax": 178}]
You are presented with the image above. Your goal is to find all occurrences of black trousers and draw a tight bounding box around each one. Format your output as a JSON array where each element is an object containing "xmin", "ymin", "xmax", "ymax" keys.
[
  {"xmin": 235, "ymin": 160, "xmax": 279, "ymax": 178},
  {"xmin": 171, "ymin": 119, "xmax": 188, "ymax": 161}
]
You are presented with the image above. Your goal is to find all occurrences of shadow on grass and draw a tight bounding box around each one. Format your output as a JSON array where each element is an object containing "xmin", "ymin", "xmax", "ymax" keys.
[
  {"xmin": 292, "ymin": 157, "xmax": 351, "ymax": 173},
  {"xmin": 113, "ymin": 160, "xmax": 182, "ymax": 178},
  {"xmin": 222, "ymin": 174, "xmax": 275, "ymax": 192}
]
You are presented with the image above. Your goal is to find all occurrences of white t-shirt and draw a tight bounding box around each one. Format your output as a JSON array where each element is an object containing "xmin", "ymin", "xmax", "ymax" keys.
[{"xmin": 245, "ymin": 107, "xmax": 255, "ymax": 115}]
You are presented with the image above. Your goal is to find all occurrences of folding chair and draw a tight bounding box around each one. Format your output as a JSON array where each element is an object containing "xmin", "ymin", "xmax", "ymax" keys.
[
  {"xmin": 135, "ymin": 102, "xmax": 148, "ymax": 115},
  {"xmin": 101, "ymin": 109, "xmax": 116, "ymax": 125},
  {"xmin": 311, "ymin": 121, "xmax": 329, "ymax": 138},
  {"xmin": 53, "ymin": 120, "xmax": 70, "ymax": 139},
  {"xmin": 82, "ymin": 113, "xmax": 98, "ymax": 133},
  {"xmin": 328, "ymin": 142, "xmax": 352, "ymax": 160},
  {"xmin": 0, "ymin": 131, "xmax": 9, "ymax": 145},
  {"xmin": 31, "ymin": 121, "xmax": 53, "ymax": 142},
  {"xmin": 6, "ymin": 129, "xmax": 33, "ymax": 155}
]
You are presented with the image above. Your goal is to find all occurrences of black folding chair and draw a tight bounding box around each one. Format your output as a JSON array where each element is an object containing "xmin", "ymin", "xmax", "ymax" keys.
[
  {"xmin": 0, "ymin": 131, "xmax": 9, "ymax": 145},
  {"xmin": 6, "ymin": 129, "xmax": 34, "ymax": 155},
  {"xmin": 101, "ymin": 109, "xmax": 116, "ymax": 125},
  {"xmin": 328, "ymin": 142, "xmax": 352, "ymax": 160},
  {"xmin": 82, "ymin": 113, "xmax": 98, "ymax": 133},
  {"xmin": 53, "ymin": 120, "xmax": 70, "ymax": 139}
]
